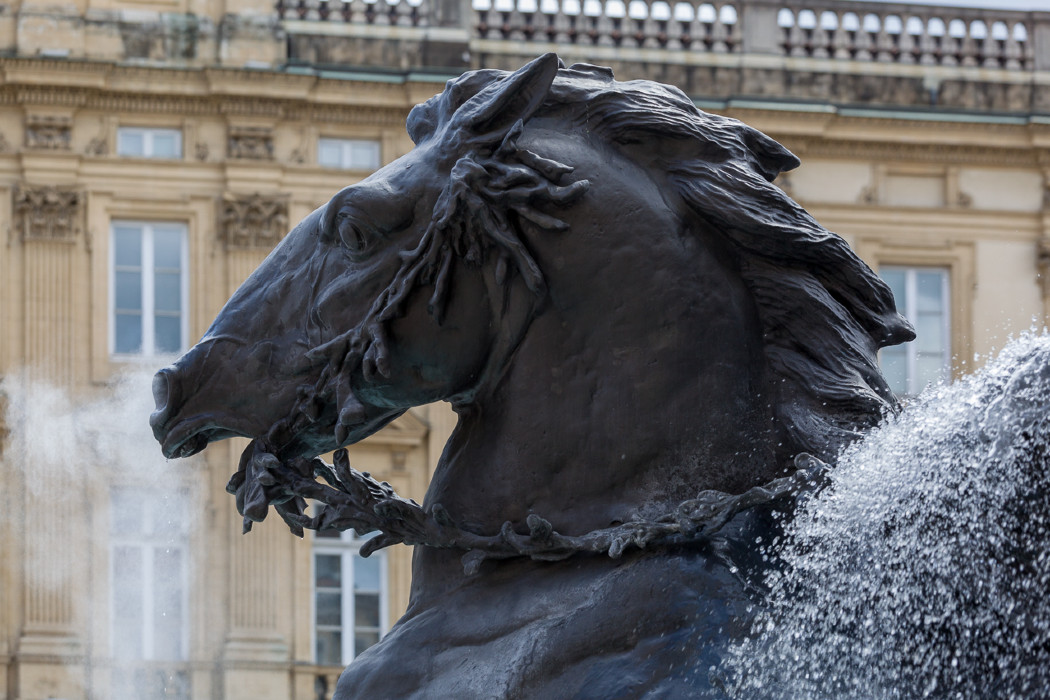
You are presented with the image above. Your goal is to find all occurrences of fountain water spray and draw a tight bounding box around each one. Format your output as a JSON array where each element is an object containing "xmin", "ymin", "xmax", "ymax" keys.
[{"xmin": 725, "ymin": 332, "xmax": 1050, "ymax": 699}]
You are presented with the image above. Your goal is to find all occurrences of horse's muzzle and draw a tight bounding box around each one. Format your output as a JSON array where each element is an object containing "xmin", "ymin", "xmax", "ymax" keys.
[{"xmin": 149, "ymin": 367, "xmax": 209, "ymax": 459}]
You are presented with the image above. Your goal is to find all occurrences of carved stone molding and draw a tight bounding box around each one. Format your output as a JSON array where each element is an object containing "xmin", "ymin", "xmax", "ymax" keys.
[
  {"xmin": 25, "ymin": 115, "xmax": 71, "ymax": 150},
  {"xmin": 13, "ymin": 186, "xmax": 83, "ymax": 243},
  {"xmin": 220, "ymin": 193, "xmax": 289, "ymax": 250},
  {"xmin": 227, "ymin": 126, "xmax": 273, "ymax": 160}
]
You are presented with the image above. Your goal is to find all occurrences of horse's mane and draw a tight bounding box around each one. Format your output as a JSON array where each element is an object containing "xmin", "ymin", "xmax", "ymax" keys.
[{"xmin": 409, "ymin": 62, "xmax": 915, "ymax": 464}]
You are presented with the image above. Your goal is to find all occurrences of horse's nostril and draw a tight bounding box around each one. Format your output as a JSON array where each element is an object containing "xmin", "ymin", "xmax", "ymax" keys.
[
  {"xmin": 152, "ymin": 370, "xmax": 170, "ymax": 413},
  {"xmin": 149, "ymin": 369, "xmax": 175, "ymax": 437}
]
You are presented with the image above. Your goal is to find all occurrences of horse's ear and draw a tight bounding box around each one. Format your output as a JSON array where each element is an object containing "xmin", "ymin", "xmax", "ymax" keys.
[{"xmin": 456, "ymin": 53, "xmax": 560, "ymax": 143}]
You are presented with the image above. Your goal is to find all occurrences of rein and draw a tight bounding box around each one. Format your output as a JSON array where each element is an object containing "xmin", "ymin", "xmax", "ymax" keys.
[{"xmin": 227, "ymin": 441, "xmax": 830, "ymax": 574}]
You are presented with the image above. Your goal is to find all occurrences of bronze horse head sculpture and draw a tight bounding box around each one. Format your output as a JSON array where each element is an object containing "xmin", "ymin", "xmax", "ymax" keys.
[{"xmin": 151, "ymin": 54, "xmax": 912, "ymax": 697}]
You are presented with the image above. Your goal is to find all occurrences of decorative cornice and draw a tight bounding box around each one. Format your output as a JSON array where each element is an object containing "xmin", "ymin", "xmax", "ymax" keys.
[
  {"xmin": 13, "ymin": 186, "xmax": 83, "ymax": 243},
  {"xmin": 220, "ymin": 193, "xmax": 289, "ymax": 250},
  {"xmin": 774, "ymin": 136, "xmax": 1043, "ymax": 168}
]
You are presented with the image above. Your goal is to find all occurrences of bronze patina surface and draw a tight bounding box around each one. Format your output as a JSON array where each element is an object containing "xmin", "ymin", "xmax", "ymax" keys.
[{"xmin": 150, "ymin": 54, "xmax": 912, "ymax": 697}]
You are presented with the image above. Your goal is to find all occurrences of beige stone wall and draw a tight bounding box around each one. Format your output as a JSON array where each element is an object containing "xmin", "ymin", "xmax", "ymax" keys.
[
  {"xmin": 0, "ymin": 4, "xmax": 1048, "ymax": 698},
  {"xmin": 0, "ymin": 56, "xmax": 453, "ymax": 700}
]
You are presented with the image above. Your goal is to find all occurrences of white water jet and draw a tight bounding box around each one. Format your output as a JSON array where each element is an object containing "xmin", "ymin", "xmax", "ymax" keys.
[{"xmin": 724, "ymin": 332, "xmax": 1050, "ymax": 699}]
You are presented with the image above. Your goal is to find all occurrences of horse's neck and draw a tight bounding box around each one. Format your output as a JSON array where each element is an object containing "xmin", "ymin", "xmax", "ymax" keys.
[{"xmin": 425, "ymin": 246, "xmax": 778, "ymax": 538}]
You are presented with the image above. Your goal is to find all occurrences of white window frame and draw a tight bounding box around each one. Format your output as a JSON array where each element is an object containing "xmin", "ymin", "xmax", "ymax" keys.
[
  {"xmin": 312, "ymin": 531, "xmax": 389, "ymax": 666},
  {"xmin": 109, "ymin": 488, "xmax": 190, "ymax": 662},
  {"xmin": 317, "ymin": 138, "xmax": 381, "ymax": 171},
  {"xmin": 109, "ymin": 221, "xmax": 189, "ymax": 358},
  {"xmin": 881, "ymin": 265, "xmax": 951, "ymax": 395},
  {"xmin": 117, "ymin": 126, "xmax": 183, "ymax": 159}
]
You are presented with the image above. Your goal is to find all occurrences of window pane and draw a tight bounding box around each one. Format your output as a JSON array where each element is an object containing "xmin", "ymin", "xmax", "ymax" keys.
[
  {"xmin": 153, "ymin": 229, "xmax": 183, "ymax": 270},
  {"xmin": 354, "ymin": 554, "xmax": 380, "ymax": 591},
  {"xmin": 154, "ymin": 315, "xmax": 182, "ymax": 354},
  {"xmin": 881, "ymin": 268, "xmax": 906, "ymax": 307},
  {"xmin": 112, "ymin": 545, "xmax": 144, "ymax": 660},
  {"xmin": 880, "ymin": 347, "xmax": 907, "ymax": 396},
  {"xmin": 354, "ymin": 593, "xmax": 380, "ymax": 628},
  {"xmin": 355, "ymin": 631, "xmax": 380, "ymax": 655},
  {"xmin": 114, "ymin": 227, "xmax": 142, "ymax": 267},
  {"xmin": 154, "ymin": 272, "xmax": 181, "ymax": 313},
  {"xmin": 316, "ymin": 554, "xmax": 341, "ymax": 588},
  {"xmin": 115, "ymin": 313, "xmax": 143, "ymax": 354},
  {"xmin": 318, "ymin": 139, "xmax": 343, "ymax": 168},
  {"xmin": 316, "ymin": 629, "xmax": 342, "ymax": 666},
  {"xmin": 115, "ymin": 270, "xmax": 142, "ymax": 311},
  {"xmin": 915, "ymin": 311, "xmax": 944, "ymax": 354},
  {"xmin": 349, "ymin": 141, "xmax": 380, "ymax": 170},
  {"xmin": 111, "ymin": 489, "xmax": 145, "ymax": 534},
  {"xmin": 153, "ymin": 548, "xmax": 185, "ymax": 660},
  {"xmin": 118, "ymin": 130, "xmax": 144, "ymax": 157},
  {"xmin": 316, "ymin": 591, "xmax": 342, "ymax": 627},
  {"xmin": 151, "ymin": 132, "xmax": 179, "ymax": 158},
  {"xmin": 916, "ymin": 271, "xmax": 944, "ymax": 312}
]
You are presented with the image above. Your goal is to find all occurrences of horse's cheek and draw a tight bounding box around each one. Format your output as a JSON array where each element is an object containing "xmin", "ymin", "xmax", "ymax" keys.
[{"xmin": 380, "ymin": 266, "xmax": 492, "ymax": 400}]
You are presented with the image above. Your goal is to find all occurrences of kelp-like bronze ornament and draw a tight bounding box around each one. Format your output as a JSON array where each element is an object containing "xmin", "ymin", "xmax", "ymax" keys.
[{"xmin": 151, "ymin": 54, "xmax": 912, "ymax": 698}]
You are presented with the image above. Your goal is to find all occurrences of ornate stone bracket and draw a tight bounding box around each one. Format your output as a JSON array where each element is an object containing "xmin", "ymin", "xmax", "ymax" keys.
[
  {"xmin": 25, "ymin": 115, "xmax": 72, "ymax": 150},
  {"xmin": 228, "ymin": 126, "xmax": 273, "ymax": 160},
  {"xmin": 13, "ymin": 186, "xmax": 83, "ymax": 243},
  {"xmin": 219, "ymin": 193, "xmax": 289, "ymax": 250}
]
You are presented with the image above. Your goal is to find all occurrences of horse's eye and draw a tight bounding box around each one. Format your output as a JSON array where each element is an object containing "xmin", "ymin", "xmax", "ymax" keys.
[{"xmin": 335, "ymin": 212, "xmax": 371, "ymax": 258}]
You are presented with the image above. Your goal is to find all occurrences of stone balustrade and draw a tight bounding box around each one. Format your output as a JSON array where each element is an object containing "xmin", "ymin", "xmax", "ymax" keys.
[
  {"xmin": 474, "ymin": 0, "xmax": 742, "ymax": 52},
  {"xmin": 277, "ymin": 0, "xmax": 427, "ymax": 27},
  {"xmin": 775, "ymin": 2, "xmax": 1034, "ymax": 69},
  {"xmin": 279, "ymin": 0, "xmax": 1049, "ymax": 73}
]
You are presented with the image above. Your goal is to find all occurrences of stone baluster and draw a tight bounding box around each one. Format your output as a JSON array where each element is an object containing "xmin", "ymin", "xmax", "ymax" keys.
[
  {"xmin": 875, "ymin": 19, "xmax": 896, "ymax": 62},
  {"xmin": 984, "ymin": 23, "xmax": 1005, "ymax": 68},
  {"xmin": 725, "ymin": 9, "xmax": 740, "ymax": 52},
  {"xmin": 346, "ymin": 0, "xmax": 362, "ymax": 22},
  {"xmin": 853, "ymin": 23, "xmax": 874, "ymax": 61},
  {"xmin": 550, "ymin": 1, "xmax": 574, "ymax": 43},
  {"xmin": 811, "ymin": 19, "xmax": 830, "ymax": 59},
  {"xmin": 832, "ymin": 15, "xmax": 852, "ymax": 60},
  {"xmin": 504, "ymin": 0, "xmax": 525, "ymax": 40},
  {"xmin": 787, "ymin": 23, "xmax": 807, "ymax": 57},
  {"xmin": 563, "ymin": 0, "xmax": 581, "ymax": 43},
  {"xmin": 918, "ymin": 20, "xmax": 939, "ymax": 65},
  {"xmin": 712, "ymin": 17, "xmax": 730, "ymax": 53},
  {"xmin": 898, "ymin": 20, "xmax": 917, "ymax": 64},
  {"xmin": 960, "ymin": 25, "xmax": 979, "ymax": 67},
  {"xmin": 598, "ymin": 2, "xmax": 619, "ymax": 47},
  {"xmin": 301, "ymin": 0, "xmax": 321, "ymax": 21},
  {"xmin": 1004, "ymin": 29, "xmax": 1023, "ymax": 70}
]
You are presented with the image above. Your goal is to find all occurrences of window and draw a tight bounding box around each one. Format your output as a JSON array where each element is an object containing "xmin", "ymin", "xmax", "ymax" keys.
[
  {"xmin": 318, "ymin": 138, "xmax": 381, "ymax": 171},
  {"xmin": 314, "ymin": 530, "xmax": 388, "ymax": 665},
  {"xmin": 111, "ymin": 221, "xmax": 188, "ymax": 356},
  {"xmin": 110, "ymin": 487, "xmax": 189, "ymax": 662},
  {"xmin": 880, "ymin": 266, "xmax": 951, "ymax": 395},
  {"xmin": 118, "ymin": 127, "xmax": 182, "ymax": 158}
]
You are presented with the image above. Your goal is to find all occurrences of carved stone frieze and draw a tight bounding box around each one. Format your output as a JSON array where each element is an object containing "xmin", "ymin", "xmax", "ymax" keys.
[
  {"xmin": 220, "ymin": 193, "xmax": 289, "ymax": 250},
  {"xmin": 85, "ymin": 136, "xmax": 107, "ymax": 156},
  {"xmin": 227, "ymin": 126, "xmax": 273, "ymax": 160},
  {"xmin": 25, "ymin": 115, "xmax": 72, "ymax": 150},
  {"xmin": 13, "ymin": 186, "xmax": 83, "ymax": 243}
]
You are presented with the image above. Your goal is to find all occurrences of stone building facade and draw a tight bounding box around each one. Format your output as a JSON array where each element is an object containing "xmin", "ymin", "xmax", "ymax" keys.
[{"xmin": 0, "ymin": 0, "xmax": 1049, "ymax": 698}]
